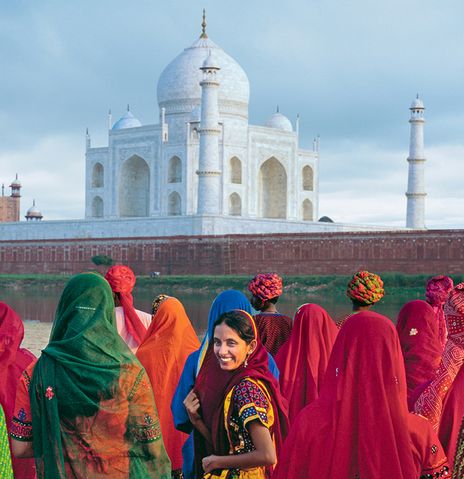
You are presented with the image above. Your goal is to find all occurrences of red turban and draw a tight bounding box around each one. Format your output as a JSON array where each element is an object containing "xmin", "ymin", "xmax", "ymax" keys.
[
  {"xmin": 248, "ymin": 273, "xmax": 283, "ymax": 301},
  {"xmin": 346, "ymin": 270, "xmax": 384, "ymax": 306},
  {"xmin": 105, "ymin": 265, "xmax": 147, "ymax": 344}
]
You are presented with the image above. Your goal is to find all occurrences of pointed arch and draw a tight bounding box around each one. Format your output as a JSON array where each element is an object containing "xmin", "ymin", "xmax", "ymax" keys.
[
  {"xmin": 92, "ymin": 162, "xmax": 104, "ymax": 187},
  {"xmin": 302, "ymin": 199, "xmax": 313, "ymax": 221},
  {"xmin": 119, "ymin": 155, "xmax": 150, "ymax": 217},
  {"xmin": 168, "ymin": 191, "xmax": 182, "ymax": 215},
  {"xmin": 259, "ymin": 157, "xmax": 287, "ymax": 219},
  {"xmin": 230, "ymin": 156, "xmax": 242, "ymax": 184},
  {"xmin": 168, "ymin": 156, "xmax": 182, "ymax": 183},
  {"xmin": 229, "ymin": 193, "xmax": 242, "ymax": 216},
  {"xmin": 302, "ymin": 165, "xmax": 313, "ymax": 191},
  {"xmin": 92, "ymin": 196, "xmax": 103, "ymax": 218}
]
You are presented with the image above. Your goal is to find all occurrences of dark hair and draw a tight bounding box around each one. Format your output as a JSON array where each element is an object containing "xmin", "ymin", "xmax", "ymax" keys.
[{"xmin": 213, "ymin": 310, "xmax": 255, "ymax": 344}]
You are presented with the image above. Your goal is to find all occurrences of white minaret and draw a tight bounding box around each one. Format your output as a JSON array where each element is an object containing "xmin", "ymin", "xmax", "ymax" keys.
[
  {"xmin": 196, "ymin": 49, "xmax": 222, "ymax": 215},
  {"xmin": 406, "ymin": 95, "xmax": 427, "ymax": 229}
]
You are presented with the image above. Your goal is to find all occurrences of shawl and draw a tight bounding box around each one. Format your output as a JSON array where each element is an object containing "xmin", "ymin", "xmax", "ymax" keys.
[
  {"xmin": 29, "ymin": 272, "xmax": 171, "ymax": 479},
  {"xmin": 273, "ymin": 311, "xmax": 418, "ymax": 478},
  {"xmin": 275, "ymin": 303, "xmax": 337, "ymax": 423},
  {"xmin": 0, "ymin": 405, "xmax": 13, "ymax": 479},
  {"xmin": 426, "ymin": 275, "xmax": 454, "ymax": 349},
  {"xmin": 194, "ymin": 310, "xmax": 288, "ymax": 477},
  {"xmin": 0, "ymin": 302, "xmax": 36, "ymax": 479},
  {"xmin": 137, "ymin": 297, "xmax": 199, "ymax": 471},
  {"xmin": 414, "ymin": 283, "xmax": 464, "ymax": 431},
  {"xmin": 396, "ymin": 299, "xmax": 443, "ymax": 409},
  {"xmin": 439, "ymin": 365, "xmax": 464, "ymax": 471},
  {"xmin": 105, "ymin": 265, "xmax": 147, "ymax": 345}
]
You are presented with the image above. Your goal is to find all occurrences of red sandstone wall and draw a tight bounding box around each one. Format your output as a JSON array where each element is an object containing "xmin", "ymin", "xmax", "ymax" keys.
[{"xmin": 0, "ymin": 230, "xmax": 463, "ymax": 275}]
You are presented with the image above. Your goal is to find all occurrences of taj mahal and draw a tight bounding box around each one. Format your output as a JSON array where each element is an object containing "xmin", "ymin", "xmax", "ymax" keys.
[{"xmin": 0, "ymin": 13, "xmax": 426, "ymax": 241}]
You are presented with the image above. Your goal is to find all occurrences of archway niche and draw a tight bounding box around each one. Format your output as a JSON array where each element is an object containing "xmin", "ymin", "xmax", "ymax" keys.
[
  {"xmin": 259, "ymin": 157, "xmax": 287, "ymax": 219},
  {"xmin": 168, "ymin": 191, "xmax": 181, "ymax": 215},
  {"xmin": 229, "ymin": 193, "xmax": 242, "ymax": 216},
  {"xmin": 302, "ymin": 199, "xmax": 313, "ymax": 221},
  {"xmin": 118, "ymin": 155, "xmax": 150, "ymax": 217},
  {"xmin": 92, "ymin": 162, "xmax": 104, "ymax": 187},
  {"xmin": 302, "ymin": 165, "xmax": 313, "ymax": 191},
  {"xmin": 92, "ymin": 196, "xmax": 103, "ymax": 218},
  {"xmin": 168, "ymin": 156, "xmax": 182, "ymax": 183},
  {"xmin": 230, "ymin": 156, "xmax": 242, "ymax": 184}
]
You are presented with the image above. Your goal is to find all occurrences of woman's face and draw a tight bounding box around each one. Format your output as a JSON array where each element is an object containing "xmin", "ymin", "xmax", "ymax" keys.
[{"xmin": 213, "ymin": 323, "xmax": 255, "ymax": 371}]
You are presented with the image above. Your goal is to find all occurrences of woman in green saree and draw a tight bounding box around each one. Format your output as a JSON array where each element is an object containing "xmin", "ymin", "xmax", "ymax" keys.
[
  {"xmin": 10, "ymin": 272, "xmax": 171, "ymax": 479},
  {"xmin": 0, "ymin": 405, "xmax": 13, "ymax": 479}
]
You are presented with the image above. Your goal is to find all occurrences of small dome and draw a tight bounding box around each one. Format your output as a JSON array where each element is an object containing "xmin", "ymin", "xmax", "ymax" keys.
[
  {"xmin": 112, "ymin": 109, "xmax": 142, "ymax": 130},
  {"xmin": 26, "ymin": 200, "xmax": 43, "ymax": 219},
  {"xmin": 410, "ymin": 96, "xmax": 424, "ymax": 110},
  {"xmin": 10, "ymin": 174, "xmax": 21, "ymax": 188},
  {"xmin": 265, "ymin": 112, "xmax": 293, "ymax": 132},
  {"xmin": 201, "ymin": 50, "xmax": 220, "ymax": 70},
  {"xmin": 318, "ymin": 216, "xmax": 334, "ymax": 223}
]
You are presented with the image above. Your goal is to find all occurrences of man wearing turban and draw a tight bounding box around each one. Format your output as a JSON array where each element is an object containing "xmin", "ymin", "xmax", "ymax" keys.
[
  {"xmin": 248, "ymin": 273, "xmax": 292, "ymax": 356},
  {"xmin": 105, "ymin": 265, "xmax": 152, "ymax": 352}
]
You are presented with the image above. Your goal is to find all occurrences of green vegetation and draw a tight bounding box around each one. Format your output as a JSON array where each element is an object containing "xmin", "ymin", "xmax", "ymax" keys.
[
  {"xmin": 1, "ymin": 272, "xmax": 463, "ymax": 298},
  {"xmin": 91, "ymin": 255, "xmax": 114, "ymax": 266}
]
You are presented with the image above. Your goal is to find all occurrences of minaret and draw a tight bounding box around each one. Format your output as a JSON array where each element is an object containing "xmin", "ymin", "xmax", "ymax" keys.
[
  {"xmin": 406, "ymin": 95, "xmax": 426, "ymax": 229},
  {"xmin": 196, "ymin": 49, "xmax": 222, "ymax": 215},
  {"xmin": 86, "ymin": 127, "xmax": 91, "ymax": 150}
]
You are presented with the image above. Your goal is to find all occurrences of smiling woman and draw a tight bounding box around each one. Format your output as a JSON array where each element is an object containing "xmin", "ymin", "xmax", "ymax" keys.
[{"xmin": 185, "ymin": 310, "xmax": 288, "ymax": 478}]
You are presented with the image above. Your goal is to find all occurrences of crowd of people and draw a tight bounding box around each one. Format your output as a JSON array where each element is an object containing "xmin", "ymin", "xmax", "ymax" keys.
[{"xmin": 1, "ymin": 266, "xmax": 463, "ymax": 478}]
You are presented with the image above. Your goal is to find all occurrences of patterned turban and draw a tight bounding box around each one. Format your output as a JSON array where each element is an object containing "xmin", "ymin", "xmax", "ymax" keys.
[
  {"xmin": 105, "ymin": 265, "xmax": 136, "ymax": 294},
  {"xmin": 248, "ymin": 273, "xmax": 283, "ymax": 301},
  {"xmin": 346, "ymin": 270, "xmax": 384, "ymax": 306},
  {"xmin": 426, "ymin": 275, "xmax": 454, "ymax": 307}
]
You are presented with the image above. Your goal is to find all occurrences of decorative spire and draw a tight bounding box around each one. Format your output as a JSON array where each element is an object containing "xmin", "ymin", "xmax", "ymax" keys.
[
  {"xmin": 200, "ymin": 9, "xmax": 208, "ymax": 38},
  {"xmin": 276, "ymin": 105, "xmax": 279, "ymax": 113},
  {"xmin": 1, "ymin": 184, "xmax": 4, "ymax": 196},
  {"xmin": 127, "ymin": 104, "xmax": 130, "ymax": 112}
]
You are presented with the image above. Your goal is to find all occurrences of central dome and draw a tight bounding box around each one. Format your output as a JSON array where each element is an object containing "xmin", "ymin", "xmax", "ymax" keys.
[{"xmin": 157, "ymin": 35, "xmax": 250, "ymax": 117}]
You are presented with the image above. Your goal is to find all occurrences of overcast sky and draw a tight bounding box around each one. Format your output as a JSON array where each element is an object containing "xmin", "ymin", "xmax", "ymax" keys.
[{"xmin": 1, "ymin": 0, "xmax": 463, "ymax": 228}]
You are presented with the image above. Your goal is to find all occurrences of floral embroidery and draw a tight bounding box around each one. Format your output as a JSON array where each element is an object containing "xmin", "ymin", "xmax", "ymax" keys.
[
  {"xmin": 18, "ymin": 408, "xmax": 27, "ymax": 422},
  {"xmin": 409, "ymin": 328, "xmax": 418, "ymax": 336},
  {"xmin": 45, "ymin": 386, "xmax": 55, "ymax": 400},
  {"xmin": 144, "ymin": 413, "xmax": 153, "ymax": 425},
  {"xmin": 431, "ymin": 444, "xmax": 438, "ymax": 454}
]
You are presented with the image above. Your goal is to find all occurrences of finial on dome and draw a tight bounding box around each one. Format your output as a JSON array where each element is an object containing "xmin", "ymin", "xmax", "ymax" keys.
[
  {"xmin": 127, "ymin": 104, "xmax": 130, "ymax": 112},
  {"xmin": 416, "ymin": 93, "xmax": 419, "ymax": 99},
  {"xmin": 200, "ymin": 9, "xmax": 208, "ymax": 39},
  {"xmin": 276, "ymin": 105, "xmax": 279, "ymax": 113}
]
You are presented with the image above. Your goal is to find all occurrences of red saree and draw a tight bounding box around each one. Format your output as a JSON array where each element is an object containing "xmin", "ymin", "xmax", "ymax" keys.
[
  {"xmin": 396, "ymin": 300, "xmax": 443, "ymax": 409},
  {"xmin": 275, "ymin": 303, "xmax": 337, "ymax": 423},
  {"xmin": 136, "ymin": 297, "xmax": 200, "ymax": 472},
  {"xmin": 194, "ymin": 311, "xmax": 288, "ymax": 478},
  {"xmin": 272, "ymin": 311, "xmax": 449, "ymax": 479},
  {"xmin": 0, "ymin": 301, "xmax": 36, "ymax": 479}
]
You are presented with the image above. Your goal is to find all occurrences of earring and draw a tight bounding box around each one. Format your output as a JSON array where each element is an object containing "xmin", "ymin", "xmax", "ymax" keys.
[{"xmin": 244, "ymin": 357, "xmax": 248, "ymax": 368}]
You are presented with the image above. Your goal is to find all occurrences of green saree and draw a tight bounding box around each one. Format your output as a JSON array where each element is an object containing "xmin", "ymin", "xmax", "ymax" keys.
[
  {"xmin": 0, "ymin": 405, "xmax": 13, "ymax": 479},
  {"xmin": 29, "ymin": 272, "xmax": 171, "ymax": 478}
]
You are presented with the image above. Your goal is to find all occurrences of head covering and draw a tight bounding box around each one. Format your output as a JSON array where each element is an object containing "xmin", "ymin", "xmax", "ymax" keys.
[
  {"xmin": 273, "ymin": 311, "xmax": 418, "ymax": 478},
  {"xmin": 30, "ymin": 273, "xmax": 170, "ymax": 478},
  {"xmin": 196, "ymin": 290, "xmax": 253, "ymax": 374},
  {"xmin": 137, "ymin": 297, "xmax": 199, "ymax": 471},
  {"xmin": 426, "ymin": 275, "xmax": 454, "ymax": 348},
  {"xmin": 414, "ymin": 283, "xmax": 464, "ymax": 431},
  {"xmin": 275, "ymin": 304, "xmax": 338, "ymax": 423},
  {"xmin": 105, "ymin": 264, "xmax": 147, "ymax": 344},
  {"xmin": 0, "ymin": 302, "xmax": 36, "ymax": 479},
  {"xmin": 396, "ymin": 300, "xmax": 443, "ymax": 409},
  {"xmin": 0, "ymin": 405, "xmax": 13, "ymax": 479},
  {"xmin": 248, "ymin": 273, "xmax": 283, "ymax": 301},
  {"xmin": 193, "ymin": 310, "xmax": 288, "ymax": 476},
  {"xmin": 346, "ymin": 270, "xmax": 384, "ymax": 305}
]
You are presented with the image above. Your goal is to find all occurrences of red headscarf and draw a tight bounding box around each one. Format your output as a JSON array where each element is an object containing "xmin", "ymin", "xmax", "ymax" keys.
[
  {"xmin": 105, "ymin": 265, "xmax": 147, "ymax": 344},
  {"xmin": 194, "ymin": 310, "xmax": 288, "ymax": 476},
  {"xmin": 273, "ymin": 311, "xmax": 418, "ymax": 478},
  {"xmin": 136, "ymin": 297, "xmax": 199, "ymax": 471},
  {"xmin": 275, "ymin": 303, "xmax": 337, "ymax": 423},
  {"xmin": 414, "ymin": 282, "xmax": 464, "ymax": 431},
  {"xmin": 0, "ymin": 302, "xmax": 36, "ymax": 479},
  {"xmin": 248, "ymin": 273, "xmax": 283, "ymax": 301},
  {"xmin": 426, "ymin": 275, "xmax": 454, "ymax": 348},
  {"xmin": 396, "ymin": 300, "xmax": 443, "ymax": 409}
]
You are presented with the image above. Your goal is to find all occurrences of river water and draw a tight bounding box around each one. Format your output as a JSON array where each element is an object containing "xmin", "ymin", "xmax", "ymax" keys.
[{"xmin": 4, "ymin": 282, "xmax": 423, "ymax": 357}]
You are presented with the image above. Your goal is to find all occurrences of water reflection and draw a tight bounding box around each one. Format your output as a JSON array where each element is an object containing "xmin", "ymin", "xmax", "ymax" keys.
[{"xmin": 4, "ymin": 283, "xmax": 423, "ymax": 333}]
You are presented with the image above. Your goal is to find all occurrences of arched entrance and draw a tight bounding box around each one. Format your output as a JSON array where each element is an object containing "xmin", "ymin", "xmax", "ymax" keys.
[
  {"xmin": 119, "ymin": 155, "xmax": 150, "ymax": 217},
  {"xmin": 259, "ymin": 157, "xmax": 287, "ymax": 219}
]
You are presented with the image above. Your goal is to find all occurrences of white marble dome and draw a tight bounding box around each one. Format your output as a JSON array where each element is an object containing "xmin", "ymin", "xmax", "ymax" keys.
[
  {"xmin": 265, "ymin": 112, "xmax": 293, "ymax": 132},
  {"xmin": 112, "ymin": 110, "xmax": 142, "ymax": 130},
  {"xmin": 157, "ymin": 36, "xmax": 250, "ymax": 116},
  {"xmin": 410, "ymin": 96, "xmax": 424, "ymax": 109},
  {"xmin": 26, "ymin": 200, "xmax": 42, "ymax": 218}
]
